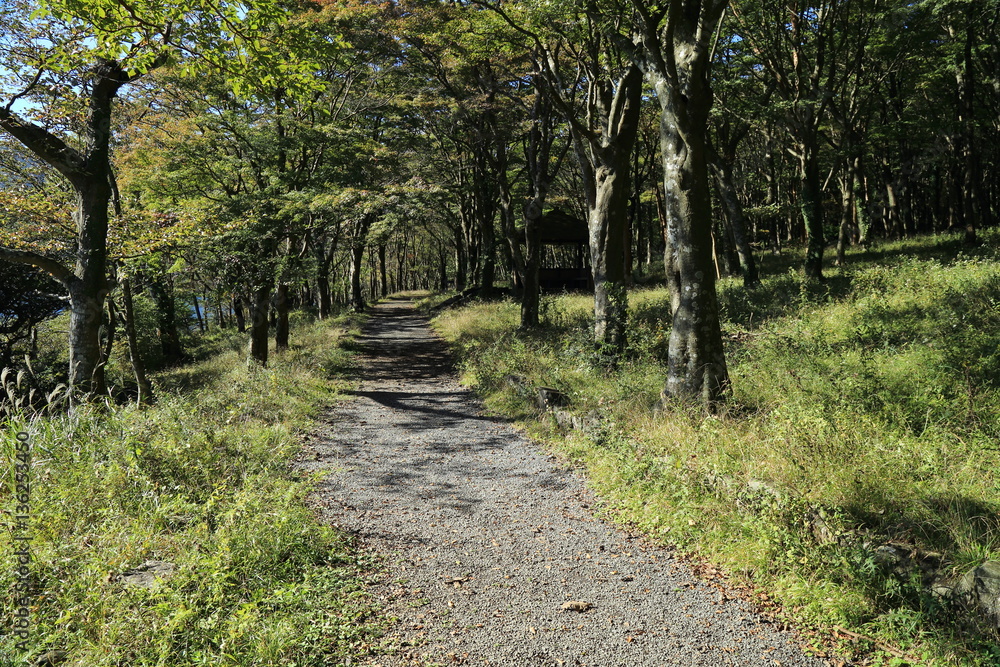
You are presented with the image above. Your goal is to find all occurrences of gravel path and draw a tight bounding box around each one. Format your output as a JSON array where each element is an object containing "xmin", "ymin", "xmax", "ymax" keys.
[{"xmin": 304, "ymin": 299, "xmax": 829, "ymax": 667}]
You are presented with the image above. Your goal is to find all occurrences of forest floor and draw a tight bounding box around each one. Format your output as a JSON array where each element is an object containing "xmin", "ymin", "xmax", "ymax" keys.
[{"xmin": 300, "ymin": 297, "xmax": 831, "ymax": 667}]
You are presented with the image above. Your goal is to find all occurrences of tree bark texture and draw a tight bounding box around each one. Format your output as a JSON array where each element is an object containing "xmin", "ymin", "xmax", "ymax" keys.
[
  {"xmin": 233, "ymin": 297, "xmax": 247, "ymax": 333},
  {"xmin": 572, "ymin": 64, "xmax": 644, "ymax": 357},
  {"xmin": 635, "ymin": 0, "xmax": 731, "ymax": 406},
  {"xmin": 521, "ymin": 198, "xmax": 542, "ymax": 328}
]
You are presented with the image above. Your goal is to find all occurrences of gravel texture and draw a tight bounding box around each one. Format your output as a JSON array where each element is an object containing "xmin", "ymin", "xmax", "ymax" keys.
[{"xmin": 304, "ymin": 299, "xmax": 830, "ymax": 667}]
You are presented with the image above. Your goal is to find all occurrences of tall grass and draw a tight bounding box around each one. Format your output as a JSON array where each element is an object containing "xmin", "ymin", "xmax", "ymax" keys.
[
  {"xmin": 0, "ymin": 316, "xmax": 381, "ymax": 666},
  {"xmin": 433, "ymin": 231, "xmax": 1000, "ymax": 666}
]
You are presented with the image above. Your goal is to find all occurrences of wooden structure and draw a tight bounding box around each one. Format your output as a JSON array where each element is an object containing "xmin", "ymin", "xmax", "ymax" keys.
[{"xmin": 524, "ymin": 209, "xmax": 593, "ymax": 292}]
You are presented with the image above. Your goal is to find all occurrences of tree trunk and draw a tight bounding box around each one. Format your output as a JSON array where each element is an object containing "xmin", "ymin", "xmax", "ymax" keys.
[
  {"xmin": 148, "ymin": 276, "xmax": 184, "ymax": 364},
  {"xmin": 121, "ymin": 276, "xmax": 154, "ymax": 404},
  {"xmin": 100, "ymin": 294, "xmax": 116, "ymax": 393},
  {"xmin": 658, "ymin": 101, "xmax": 729, "ymax": 404},
  {"xmin": 497, "ymin": 147, "xmax": 526, "ymax": 293},
  {"xmin": 652, "ymin": 179, "xmax": 682, "ymax": 314},
  {"xmin": 275, "ymin": 282, "xmax": 289, "ymax": 351},
  {"xmin": 763, "ymin": 134, "xmax": 782, "ymax": 254},
  {"xmin": 316, "ymin": 273, "xmax": 332, "ymax": 320},
  {"xmin": 589, "ymin": 162, "xmax": 631, "ymax": 353},
  {"xmin": 192, "ymin": 294, "xmax": 206, "ymax": 332},
  {"xmin": 350, "ymin": 245, "xmax": 366, "ymax": 312},
  {"xmin": 836, "ymin": 174, "xmax": 853, "ymax": 266},
  {"xmin": 377, "ymin": 244, "xmax": 388, "ymax": 299},
  {"xmin": 572, "ymin": 64, "xmax": 644, "ymax": 358},
  {"xmin": 453, "ymin": 227, "xmax": 468, "ymax": 291},
  {"xmin": 884, "ymin": 177, "xmax": 900, "ymax": 239},
  {"xmin": 249, "ymin": 285, "xmax": 271, "ymax": 366},
  {"xmin": 521, "ymin": 199, "xmax": 542, "ymax": 328},
  {"xmin": 233, "ymin": 297, "xmax": 246, "ymax": 333},
  {"xmin": 799, "ymin": 142, "xmax": 825, "ymax": 280},
  {"xmin": 438, "ymin": 249, "xmax": 449, "ymax": 291},
  {"xmin": 67, "ymin": 279, "xmax": 107, "ymax": 398},
  {"xmin": 707, "ymin": 146, "xmax": 760, "ymax": 287},
  {"xmin": 850, "ymin": 158, "xmax": 872, "ymax": 246},
  {"xmin": 643, "ymin": 0, "xmax": 730, "ymax": 407},
  {"xmin": 480, "ymin": 211, "xmax": 496, "ymax": 298},
  {"xmin": 0, "ymin": 60, "xmax": 138, "ymax": 398}
]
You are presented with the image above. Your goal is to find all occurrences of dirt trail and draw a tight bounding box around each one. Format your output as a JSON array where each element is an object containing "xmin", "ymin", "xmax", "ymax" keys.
[{"xmin": 303, "ymin": 298, "xmax": 828, "ymax": 666}]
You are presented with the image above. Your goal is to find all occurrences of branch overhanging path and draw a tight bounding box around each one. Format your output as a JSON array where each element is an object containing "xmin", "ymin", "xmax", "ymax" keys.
[{"xmin": 303, "ymin": 298, "xmax": 827, "ymax": 666}]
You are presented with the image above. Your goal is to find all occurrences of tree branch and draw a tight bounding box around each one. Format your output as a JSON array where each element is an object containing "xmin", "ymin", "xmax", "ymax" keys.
[
  {"xmin": 3, "ymin": 67, "xmax": 45, "ymax": 113},
  {"xmin": 0, "ymin": 247, "xmax": 75, "ymax": 287},
  {"xmin": 0, "ymin": 109, "xmax": 88, "ymax": 184}
]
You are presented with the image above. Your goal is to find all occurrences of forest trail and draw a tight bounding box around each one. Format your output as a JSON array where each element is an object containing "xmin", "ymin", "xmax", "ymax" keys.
[{"xmin": 302, "ymin": 298, "xmax": 829, "ymax": 667}]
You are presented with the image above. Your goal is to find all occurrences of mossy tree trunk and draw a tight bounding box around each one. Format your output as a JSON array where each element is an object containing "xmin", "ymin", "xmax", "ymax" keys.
[
  {"xmin": 573, "ymin": 64, "xmax": 644, "ymax": 358},
  {"xmin": 632, "ymin": 0, "xmax": 731, "ymax": 407},
  {"xmin": 0, "ymin": 59, "xmax": 139, "ymax": 397}
]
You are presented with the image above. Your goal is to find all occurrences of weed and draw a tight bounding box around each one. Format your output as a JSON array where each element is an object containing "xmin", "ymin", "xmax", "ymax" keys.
[{"xmin": 0, "ymin": 315, "xmax": 382, "ymax": 665}]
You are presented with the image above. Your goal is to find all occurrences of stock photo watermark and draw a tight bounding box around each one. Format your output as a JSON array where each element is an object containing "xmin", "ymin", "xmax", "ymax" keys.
[{"xmin": 11, "ymin": 430, "xmax": 32, "ymax": 651}]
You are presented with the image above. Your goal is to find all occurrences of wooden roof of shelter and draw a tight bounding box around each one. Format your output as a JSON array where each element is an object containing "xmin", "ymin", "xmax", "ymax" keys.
[{"xmin": 535, "ymin": 209, "xmax": 588, "ymax": 243}]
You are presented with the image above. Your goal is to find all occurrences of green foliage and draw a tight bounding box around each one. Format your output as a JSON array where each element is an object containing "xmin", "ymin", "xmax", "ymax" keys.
[
  {"xmin": 433, "ymin": 233, "xmax": 1000, "ymax": 665},
  {"xmin": 0, "ymin": 315, "xmax": 381, "ymax": 665},
  {"xmin": 34, "ymin": 0, "xmax": 335, "ymax": 96}
]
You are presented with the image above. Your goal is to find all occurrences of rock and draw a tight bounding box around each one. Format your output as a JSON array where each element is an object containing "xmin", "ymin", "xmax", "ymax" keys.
[
  {"xmin": 943, "ymin": 561, "xmax": 1000, "ymax": 629},
  {"xmin": 874, "ymin": 544, "xmax": 906, "ymax": 567},
  {"xmin": 505, "ymin": 374, "xmax": 529, "ymax": 390},
  {"xmin": 551, "ymin": 408, "xmax": 574, "ymax": 430},
  {"xmin": 872, "ymin": 543, "xmax": 944, "ymax": 586},
  {"xmin": 536, "ymin": 387, "xmax": 569, "ymax": 410},
  {"xmin": 119, "ymin": 560, "xmax": 176, "ymax": 588},
  {"xmin": 808, "ymin": 510, "xmax": 836, "ymax": 545},
  {"xmin": 746, "ymin": 479, "xmax": 782, "ymax": 499},
  {"xmin": 33, "ymin": 651, "xmax": 68, "ymax": 666},
  {"xmin": 571, "ymin": 412, "xmax": 603, "ymax": 433},
  {"xmin": 560, "ymin": 600, "xmax": 593, "ymax": 612}
]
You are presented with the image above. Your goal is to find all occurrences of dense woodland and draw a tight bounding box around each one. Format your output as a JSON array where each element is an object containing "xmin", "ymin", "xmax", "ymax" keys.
[{"xmin": 0, "ymin": 0, "xmax": 998, "ymax": 403}]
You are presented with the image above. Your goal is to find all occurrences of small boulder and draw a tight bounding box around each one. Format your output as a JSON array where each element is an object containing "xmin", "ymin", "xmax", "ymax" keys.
[
  {"xmin": 571, "ymin": 412, "xmax": 603, "ymax": 433},
  {"xmin": 551, "ymin": 408, "xmax": 574, "ymax": 430},
  {"xmin": 33, "ymin": 651, "xmax": 68, "ymax": 667},
  {"xmin": 505, "ymin": 374, "xmax": 529, "ymax": 391},
  {"xmin": 119, "ymin": 560, "xmax": 176, "ymax": 588},
  {"xmin": 946, "ymin": 561, "xmax": 1000, "ymax": 629},
  {"xmin": 808, "ymin": 511, "xmax": 836, "ymax": 545}
]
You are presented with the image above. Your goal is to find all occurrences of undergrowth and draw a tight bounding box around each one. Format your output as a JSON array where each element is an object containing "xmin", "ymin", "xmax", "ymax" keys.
[
  {"xmin": 432, "ymin": 231, "xmax": 1000, "ymax": 666},
  {"xmin": 0, "ymin": 314, "xmax": 382, "ymax": 666}
]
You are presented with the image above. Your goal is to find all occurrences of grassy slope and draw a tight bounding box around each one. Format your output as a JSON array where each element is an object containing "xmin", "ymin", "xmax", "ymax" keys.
[
  {"xmin": 1, "ymin": 316, "xmax": 383, "ymax": 666},
  {"xmin": 432, "ymin": 231, "xmax": 1000, "ymax": 667}
]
